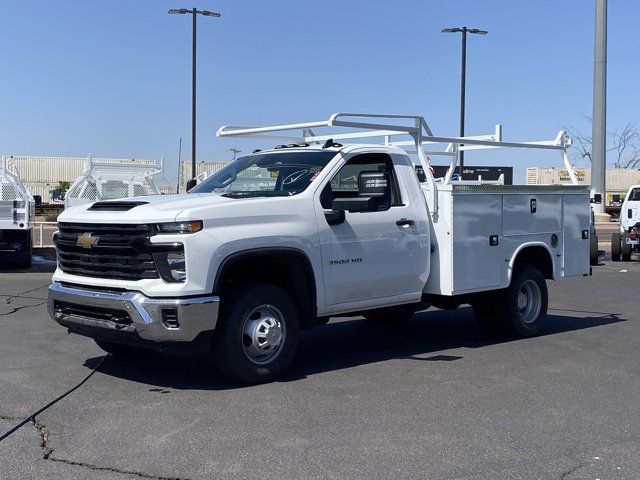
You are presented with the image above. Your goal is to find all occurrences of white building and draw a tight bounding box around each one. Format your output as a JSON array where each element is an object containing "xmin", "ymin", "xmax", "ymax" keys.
[{"xmin": 526, "ymin": 167, "xmax": 640, "ymax": 203}]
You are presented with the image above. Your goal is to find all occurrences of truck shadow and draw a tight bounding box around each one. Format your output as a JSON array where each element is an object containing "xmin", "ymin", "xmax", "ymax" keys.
[{"xmin": 84, "ymin": 307, "xmax": 624, "ymax": 390}]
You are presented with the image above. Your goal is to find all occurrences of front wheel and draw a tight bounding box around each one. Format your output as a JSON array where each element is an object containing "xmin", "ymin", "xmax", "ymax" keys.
[{"xmin": 212, "ymin": 282, "xmax": 300, "ymax": 384}]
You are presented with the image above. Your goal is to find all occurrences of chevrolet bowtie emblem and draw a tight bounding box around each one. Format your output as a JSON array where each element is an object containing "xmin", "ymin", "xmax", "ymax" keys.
[{"xmin": 76, "ymin": 232, "xmax": 99, "ymax": 249}]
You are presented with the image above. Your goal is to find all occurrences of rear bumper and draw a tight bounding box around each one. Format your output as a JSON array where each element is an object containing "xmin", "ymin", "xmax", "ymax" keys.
[
  {"xmin": 48, "ymin": 282, "xmax": 219, "ymax": 349},
  {"xmin": 0, "ymin": 228, "xmax": 32, "ymax": 254}
]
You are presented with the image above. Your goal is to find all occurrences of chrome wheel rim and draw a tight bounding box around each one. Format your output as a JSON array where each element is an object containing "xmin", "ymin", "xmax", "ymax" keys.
[
  {"xmin": 517, "ymin": 279, "xmax": 542, "ymax": 325},
  {"xmin": 241, "ymin": 305, "xmax": 286, "ymax": 365}
]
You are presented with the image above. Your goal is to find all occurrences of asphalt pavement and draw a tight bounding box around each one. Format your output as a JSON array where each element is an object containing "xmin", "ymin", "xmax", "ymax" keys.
[{"xmin": 0, "ymin": 254, "xmax": 639, "ymax": 479}]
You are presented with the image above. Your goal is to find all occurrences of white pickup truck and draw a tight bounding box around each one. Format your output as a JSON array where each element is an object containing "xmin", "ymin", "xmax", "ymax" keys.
[
  {"xmin": 48, "ymin": 114, "xmax": 591, "ymax": 383},
  {"xmin": 611, "ymin": 184, "xmax": 640, "ymax": 261}
]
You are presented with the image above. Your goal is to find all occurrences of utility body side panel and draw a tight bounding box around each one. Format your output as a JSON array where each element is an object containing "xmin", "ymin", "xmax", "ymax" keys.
[{"xmin": 424, "ymin": 185, "xmax": 590, "ymax": 296}]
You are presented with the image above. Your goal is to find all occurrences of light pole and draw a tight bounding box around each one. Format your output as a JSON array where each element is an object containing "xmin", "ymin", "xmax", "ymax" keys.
[
  {"xmin": 168, "ymin": 8, "xmax": 221, "ymax": 182},
  {"xmin": 230, "ymin": 148, "xmax": 242, "ymax": 161},
  {"xmin": 442, "ymin": 26, "xmax": 487, "ymax": 174},
  {"xmin": 591, "ymin": 0, "xmax": 607, "ymax": 217}
]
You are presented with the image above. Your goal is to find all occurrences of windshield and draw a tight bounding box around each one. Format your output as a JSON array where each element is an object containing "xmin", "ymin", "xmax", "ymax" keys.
[{"xmin": 189, "ymin": 151, "xmax": 337, "ymax": 198}]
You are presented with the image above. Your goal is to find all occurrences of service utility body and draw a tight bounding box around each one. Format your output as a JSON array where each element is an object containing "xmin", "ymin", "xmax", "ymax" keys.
[{"xmin": 48, "ymin": 113, "xmax": 591, "ymax": 383}]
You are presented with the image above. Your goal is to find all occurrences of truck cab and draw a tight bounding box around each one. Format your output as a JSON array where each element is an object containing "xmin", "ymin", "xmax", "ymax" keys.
[{"xmin": 611, "ymin": 184, "xmax": 640, "ymax": 261}]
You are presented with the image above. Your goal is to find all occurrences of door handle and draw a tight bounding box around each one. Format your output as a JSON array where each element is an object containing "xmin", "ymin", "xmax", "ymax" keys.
[{"xmin": 396, "ymin": 218, "xmax": 415, "ymax": 227}]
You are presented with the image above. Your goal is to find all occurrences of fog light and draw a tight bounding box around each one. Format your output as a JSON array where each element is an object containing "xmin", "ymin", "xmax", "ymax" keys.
[
  {"xmin": 155, "ymin": 251, "xmax": 187, "ymax": 283},
  {"xmin": 167, "ymin": 253, "xmax": 186, "ymax": 281}
]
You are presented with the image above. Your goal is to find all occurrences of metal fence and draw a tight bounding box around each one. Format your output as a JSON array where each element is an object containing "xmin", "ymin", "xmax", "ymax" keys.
[{"xmin": 33, "ymin": 222, "xmax": 57, "ymax": 247}]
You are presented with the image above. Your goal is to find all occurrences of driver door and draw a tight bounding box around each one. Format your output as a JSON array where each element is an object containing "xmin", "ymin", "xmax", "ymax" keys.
[{"xmin": 314, "ymin": 153, "xmax": 426, "ymax": 308}]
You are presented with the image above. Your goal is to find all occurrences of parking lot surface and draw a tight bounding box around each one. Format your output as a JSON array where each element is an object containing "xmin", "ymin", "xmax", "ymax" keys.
[{"xmin": 1, "ymin": 257, "xmax": 639, "ymax": 479}]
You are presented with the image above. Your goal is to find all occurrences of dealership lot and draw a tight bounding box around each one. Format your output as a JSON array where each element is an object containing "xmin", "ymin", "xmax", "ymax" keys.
[{"xmin": 1, "ymin": 258, "xmax": 639, "ymax": 479}]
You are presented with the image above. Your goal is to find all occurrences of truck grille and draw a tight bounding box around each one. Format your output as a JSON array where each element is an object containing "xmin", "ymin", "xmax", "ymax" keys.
[{"xmin": 55, "ymin": 222, "xmax": 160, "ymax": 280}]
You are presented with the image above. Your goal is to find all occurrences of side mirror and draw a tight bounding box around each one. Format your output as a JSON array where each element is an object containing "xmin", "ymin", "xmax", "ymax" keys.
[
  {"xmin": 324, "ymin": 209, "xmax": 345, "ymax": 226},
  {"xmin": 332, "ymin": 196, "xmax": 378, "ymax": 213},
  {"xmin": 590, "ymin": 193, "xmax": 602, "ymax": 204},
  {"xmin": 330, "ymin": 171, "xmax": 391, "ymax": 213},
  {"xmin": 357, "ymin": 171, "xmax": 391, "ymax": 210},
  {"xmin": 185, "ymin": 179, "xmax": 197, "ymax": 192}
]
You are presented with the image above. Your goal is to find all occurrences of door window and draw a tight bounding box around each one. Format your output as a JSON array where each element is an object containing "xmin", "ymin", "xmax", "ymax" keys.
[{"xmin": 320, "ymin": 153, "xmax": 402, "ymax": 209}]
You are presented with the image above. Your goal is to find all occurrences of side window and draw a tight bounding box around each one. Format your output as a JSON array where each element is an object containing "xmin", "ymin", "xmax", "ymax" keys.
[{"xmin": 320, "ymin": 153, "xmax": 402, "ymax": 209}]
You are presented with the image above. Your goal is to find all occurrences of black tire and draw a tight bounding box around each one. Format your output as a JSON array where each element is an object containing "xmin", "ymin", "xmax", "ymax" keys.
[
  {"xmin": 363, "ymin": 305, "xmax": 415, "ymax": 324},
  {"xmin": 94, "ymin": 339, "xmax": 150, "ymax": 358},
  {"xmin": 621, "ymin": 233, "xmax": 632, "ymax": 261},
  {"xmin": 212, "ymin": 282, "xmax": 300, "ymax": 384},
  {"xmin": 473, "ymin": 266, "xmax": 548, "ymax": 338},
  {"xmin": 590, "ymin": 234, "xmax": 599, "ymax": 266},
  {"xmin": 611, "ymin": 233, "xmax": 622, "ymax": 262}
]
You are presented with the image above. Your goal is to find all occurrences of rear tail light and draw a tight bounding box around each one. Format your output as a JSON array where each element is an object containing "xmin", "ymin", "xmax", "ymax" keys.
[{"xmin": 630, "ymin": 230, "xmax": 638, "ymax": 240}]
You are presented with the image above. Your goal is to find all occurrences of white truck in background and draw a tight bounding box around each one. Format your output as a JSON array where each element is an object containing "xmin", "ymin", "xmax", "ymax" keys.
[
  {"xmin": 0, "ymin": 157, "xmax": 34, "ymax": 268},
  {"xmin": 611, "ymin": 184, "xmax": 640, "ymax": 261},
  {"xmin": 48, "ymin": 114, "xmax": 591, "ymax": 384},
  {"xmin": 64, "ymin": 156, "xmax": 165, "ymax": 208}
]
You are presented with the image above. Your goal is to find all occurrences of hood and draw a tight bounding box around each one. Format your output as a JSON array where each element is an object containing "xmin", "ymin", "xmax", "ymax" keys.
[{"xmin": 59, "ymin": 193, "xmax": 234, "ymax": 224}]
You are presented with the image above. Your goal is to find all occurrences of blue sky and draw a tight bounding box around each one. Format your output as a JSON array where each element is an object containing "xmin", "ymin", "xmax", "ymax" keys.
[{"xmin": 1, "ymin": 0, "xmax": 638, "ymax": 182}]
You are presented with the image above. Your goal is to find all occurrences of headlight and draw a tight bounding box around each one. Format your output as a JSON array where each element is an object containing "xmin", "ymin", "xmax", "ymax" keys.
[
  {"xmin": 155, "ymin": 221, "xmax": 203, "ymax": 234},
  {"xmin": 154, "ymin": 251, "xmax": 187, "ymax": 283}
]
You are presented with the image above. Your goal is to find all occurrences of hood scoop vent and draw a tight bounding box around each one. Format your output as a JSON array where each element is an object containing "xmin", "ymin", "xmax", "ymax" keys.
[{"xmin": 88, "ymin": 201, "xmax": 149, "ymax": 211}]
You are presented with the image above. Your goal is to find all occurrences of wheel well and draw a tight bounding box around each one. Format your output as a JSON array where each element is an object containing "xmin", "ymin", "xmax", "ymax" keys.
[
  {"xmin": 214, "ymin": 249, "xmax": 317, "ymax": 330},
  {"xmin": 512, "ymin": 245, "xmax": 554, "ymax": 280}
]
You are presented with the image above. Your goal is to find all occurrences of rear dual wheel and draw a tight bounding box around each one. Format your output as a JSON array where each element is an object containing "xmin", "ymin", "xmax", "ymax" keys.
[{"xmin": 472, "ymin": 266, "xmax": 548, "ymax": 338}]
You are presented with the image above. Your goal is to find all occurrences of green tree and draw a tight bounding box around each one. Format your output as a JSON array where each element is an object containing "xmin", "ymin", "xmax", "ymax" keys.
[{"xmin": 51, "ymin": 180, "xmax": 71, "ymax": 200}]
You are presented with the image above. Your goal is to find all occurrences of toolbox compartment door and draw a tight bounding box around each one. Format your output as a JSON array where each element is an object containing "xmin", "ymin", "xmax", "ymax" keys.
[
  {"xmin": 562, "ymin": 194, "xmax": 590, "ymax": 277},
  {"xmin": 502, "ymin": 194, "xmax": 562, "ymax": 236},
  {"xmin": 452, "ymin": 194, "xmax": 503, "ymax": 291}
]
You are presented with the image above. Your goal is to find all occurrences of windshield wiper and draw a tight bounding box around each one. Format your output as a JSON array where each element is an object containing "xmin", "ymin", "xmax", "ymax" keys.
[{"xmin": 220, "ymin": 191, "xmax": 292, "ymax": 199}]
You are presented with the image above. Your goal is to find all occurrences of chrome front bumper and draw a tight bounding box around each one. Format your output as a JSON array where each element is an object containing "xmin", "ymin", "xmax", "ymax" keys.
[{"xmin": 48, "ymin": 282, "xmax": 220, "ymax": 345}]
